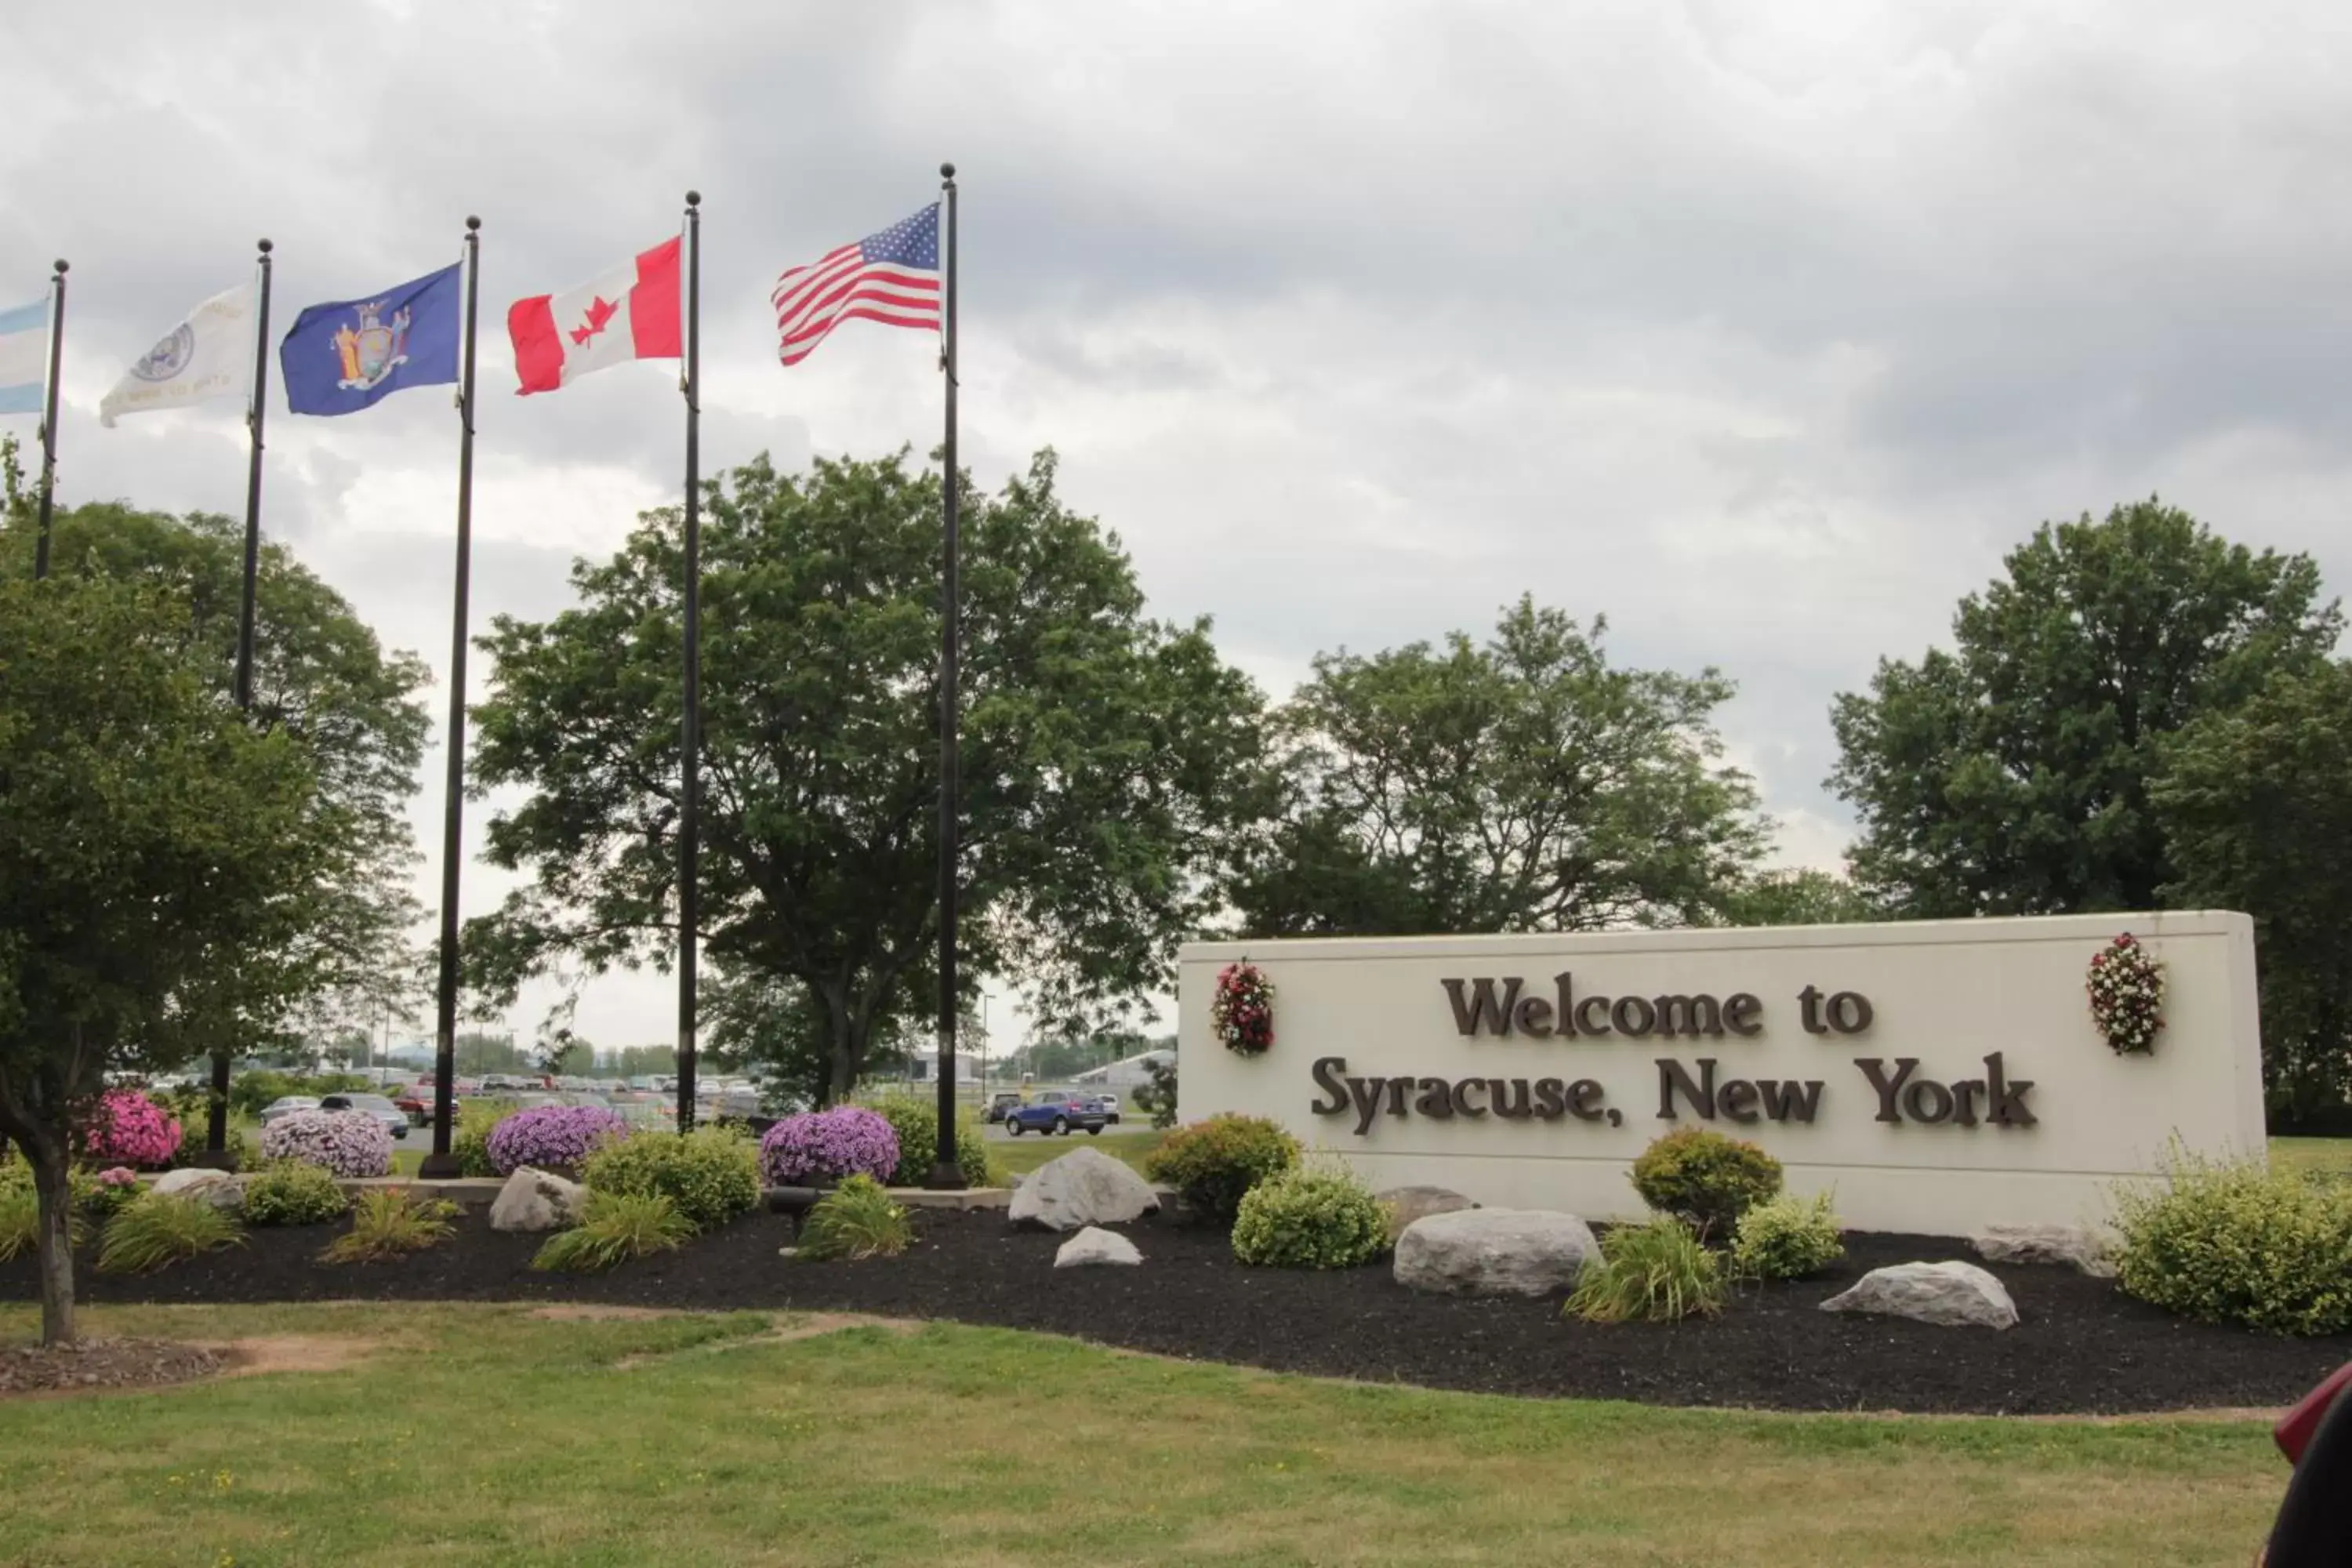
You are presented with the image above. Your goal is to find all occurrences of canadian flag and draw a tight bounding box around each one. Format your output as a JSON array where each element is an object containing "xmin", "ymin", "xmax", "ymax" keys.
[{"xmin": 507, "ymin": 237, "xmax": 681, "ymax": 394}]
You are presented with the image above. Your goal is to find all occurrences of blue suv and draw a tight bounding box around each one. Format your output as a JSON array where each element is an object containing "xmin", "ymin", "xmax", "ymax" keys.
[{"xmin": 1003, "ymin": 1092, "xmax": 1108, "ymax": 1137}]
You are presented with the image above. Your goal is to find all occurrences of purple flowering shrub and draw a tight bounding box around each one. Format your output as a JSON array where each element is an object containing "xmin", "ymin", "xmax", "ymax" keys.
[
  {"xmin": 759, "ymin": 1107, "xmax": 898, "ymax": 1185},
  {"xmin": 487, "ymin": 1105, "xmax": 630, "ymax": 1175},
  {"xmin": 260, "ymin": 1109, "xmax": 394, "ymax": 1178},
  {"xmin": 78, "ymin": 1091, "xmax": 183, "ymax": 1170}
]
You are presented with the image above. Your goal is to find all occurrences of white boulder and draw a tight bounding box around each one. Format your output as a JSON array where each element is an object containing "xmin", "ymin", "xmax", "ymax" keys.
[
  {"xmin": 1054, "ymin": 1226, "xmax": 1144, "ymax": 1268},
  {"xmin": 1820, "ymin": 1261, "xmax": 2020, "ymax": 1329},
  {"xmin": 1392, "ymin": 1208, "xmax": 1597, "ymax": 1297},
  {"xmin": 1970, "ymin": 1225, "xmax": 2114, "ymax": 1277},
  {"xmin": 150, "ymin": 1167, "xmax": 243, "ymax": 1211},
  {"xmin": 488, "ymin": 1167, "xmax": 586, "ymax": 1233},
  {"xmin": 1007, "ymin": 1146, "xmax": 1160, "ymax": 1233},
  {"xmin": 1376, "ymin": 1185, "xmax": 1475, "ymax": 1241}
]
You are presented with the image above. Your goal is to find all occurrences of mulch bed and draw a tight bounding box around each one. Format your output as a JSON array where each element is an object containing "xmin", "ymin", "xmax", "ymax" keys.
[
  {"xmin": 5, "ymin": 1208, "xmax": 2346, "ymax": 1416},
  {"xmin": 0, "ymin": 1336, "xmax": 227, "ymax": 1397}
]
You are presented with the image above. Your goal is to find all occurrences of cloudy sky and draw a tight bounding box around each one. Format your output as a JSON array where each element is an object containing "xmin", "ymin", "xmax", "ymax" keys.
[{"xmin": 5, "ymin": 1, "xmax": 2350, "ymax": 1056}]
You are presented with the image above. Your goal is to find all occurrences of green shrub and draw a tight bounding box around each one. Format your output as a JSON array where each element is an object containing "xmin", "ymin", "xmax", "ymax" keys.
[
  {"xmin": 532, "ymin": 1191, "xmax": 695, "ymax": 1272},
  {"xmin": 2111, "ymin": 1148, "xmax": 2352, "ymax": 1335},
  {"xmin": 1566, "ymin": 1217, "xmax": 1727, "ymax": 1323},
  {"xmin": 1143, "ymin": 1114, "xmax": 1298, "ymax": 1222},
  {"xmin": 862, "ymin": 1094, "xmax": 996, "ymax": 1188},
  {"xmin": 452, "ymin": 1098, "xmax": 517, "ymax": 1179},
  {"xmin": 1230, "ymin": 1163, "xmax": 1388, "ymax": 1269},
  {"xmin": 322, "ymin": 1189, "xmax": 459, "ymax": 1264},
  {"xmin": 0, "ymin": 1175, "xmax": 34, "ymax": 1262},
  {"xmin": 1629, "ymin": 1127, "xmax": 1783, "ymax": 1236},
  {"xmin": 241, "ymin": 1160, "xmax": 350, "ymax": 1227},
  {"xmin": 795, "ymin": 1175, "xmax": 914, "ymax": 1261},
  {"xmin": 97, "ymin": 1193, "xmax": 244, "ymax": 1275},
  {"xmin": 1729, "ymin": 1190, "xmax": 1844, "ymax": 1281},
  {"xmin": 1134, "ymin": 1056, "xmax": 1180, "ymax": 1131},
  {"xmin": 583, "ymin": 1127, "xmax": 760, "ymax": 1234}
]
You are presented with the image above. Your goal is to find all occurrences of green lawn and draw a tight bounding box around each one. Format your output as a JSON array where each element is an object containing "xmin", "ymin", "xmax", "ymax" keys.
[
  {"xmin": 991, "ymin": 1125, "xmax": 1167, "ymax": 1179},
  {"xmin": 0, "ymin": 1301, "xmax": 2292, "ymax": 1567},
  {"xmin": 2271, "ymin": 1135, "xmax": 2352, "ymax": 1183}
]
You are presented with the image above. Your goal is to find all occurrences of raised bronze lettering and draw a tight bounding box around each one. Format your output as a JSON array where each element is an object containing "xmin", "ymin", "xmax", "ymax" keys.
[
  {"xmin": 1450, "ymin": 1078, "xmax": 1488, "ymax": 1118},
  {"xmin": 1416, "ymin": 1076, "xmax": 1454, "ymax": 1118},
  {"xmin": 1798, "ymin": 983, "xmax": 1828, "ymax": 1034},
  {"xmin": 1854, "ymin": 1057, "xmax": 1917, "ymax": 1123},
  {"xmin": 1719, "ymin": 1078, "xmax": 1760, "ymax": 1123},
  {"xmin": 1723, "ymin": 993, "xmax": 1763, "ymax": 1036},
  {"xmin": 1755, "ymin": 1078, "xmax": 1824, "ymax": 1123},
  {"xmin": 1441, "ymin": 977, "xmax": 1523, "ymax": 1036},
  {"xmin": 1986, "ymin": 1052, "xmax": 2037, "ymax": 1127},
  {"xmin": 1385, "ymin": 1076, "xmax": 1412, "ymax": 1117},
  {"xmin": 1950, "ymin": 1078, "xmax": 1984, "ymax": 1127},
  {"xmin": 1555, "ymin": 972, "xmax": 1577, "ymax": 1036},
  {"xmin": 1653, "ymin": 994, "xmax": 1724, "ymax": 1037},
  {"xmin": 1533, "ymin": 1078, "xmax": 1568, "ymax": 1119},
  {"xmin": 1657, "ymin": 1057, "xmax": 1716, "ymax": 1119},
  {"xmin": 1567, "ymin": 1079, "xmax": 1606, "ymax": 1121},
  {"xmin": 1612, "ymin": 996, "xmax": 1657, "ymax": 1037},
  {"xmin": 1513, "ymin": 996, "xmax": 1555, "ymax": 1037},
  {"xmin": 1346, "ymin": 1076, "xmax": 1385, "ymax": 1135},
  {"xmin": 1576, "ymin": 995, "xmax": 1613, "ymax": 1036},
  {"xmin": 1828, "ymin": 990, "xmax": 1874, "ymax": 1033},
  {"xmin": 1904, "ymin": 1078, "xmax": 1955, "ymax": 1124},
  {"xmin": 1490, "ymin": 1078, "xmax": 1534, "ymax": 1120},
  {"xmin": 1309, "ymin": 1055, "xmax": 1349, "ymax": 1116}
]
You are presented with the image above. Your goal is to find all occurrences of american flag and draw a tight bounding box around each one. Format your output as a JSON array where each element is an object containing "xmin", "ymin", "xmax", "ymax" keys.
[{"xmin": 770, "ymin": 203, "xmax": 942, "ymax": 368}]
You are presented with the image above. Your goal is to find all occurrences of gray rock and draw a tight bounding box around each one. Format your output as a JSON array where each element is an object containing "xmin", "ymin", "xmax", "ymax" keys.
[
  {"xmin": 488, "ymin": 1167, "xmax": 586, "ymax": 1233},
  {"xmin": 1392, "ymin": 1208, "xmax": 1597, "ymax": 1297},
  {"xmin": 1820, "ymin": 1261, "xmax": 2020, "ymax": 1329},
  {"xmin": 150, "ymin": 1167, "xmax": 243, "ymax": 1211},
  {"xmin": 1375, "ymin": 1185, "xmax": 1475, "ymax": 1241},
  {"xmin": 1970, "ymin": 1225, "xmax": 2114, "ymax": 1277},
  {"xmin": 1007, "ymin": 1146, "xmax": 1160, "ymax": 1233},
  {"xmin": 1054, "ymin": 1225, "xmax": 1144, "ymax": 1268}
]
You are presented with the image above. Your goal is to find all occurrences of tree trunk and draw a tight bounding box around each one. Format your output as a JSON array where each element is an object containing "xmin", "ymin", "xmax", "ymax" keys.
[{"xmin": 27, "ymin": 1137, "xmax": 75, "ymax": 1346}]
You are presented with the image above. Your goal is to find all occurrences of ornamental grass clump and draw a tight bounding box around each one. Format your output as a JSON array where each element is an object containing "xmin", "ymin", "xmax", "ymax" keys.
[
  {"xmin": 758, "ymin": 1107, "xmax": 899, "ymax": 1186},
  {"xmin": 1143, "ymin": 1114, "xmax": 1299, "ymax": 1223},
  {"xmin": 76, "ymin": 1090, "xmax": 182, "ymax": 1170},
  {"xmin": 260, "ymin": 1109, "xmax": 394, "ymax": 1178},
  {"xmin": 97, "ymin": 1192, "xmax": 244, "ymax": 1275},
  {"xmin": 1566, "ymin": 1216, "xmax": 1727, "ymax": 1323},
  {"xmin": 532, "ymin": 1190, "xmax": 694, "ymax": 1272},
  {"xmin": 322, "ymin": 1189, "xmax": 459, "ymax": 1265},
  {"xmin": 585, "ymin": 1127, "xmax": 761, "ymax": 1233},
  {"xmin": 1230, "ymin": 1162, "xmax": 1388, "ymax": 1269},
  {"xmin": 1729, "ymin": 1190, "xmax": 1845, "ymax": 1281},
  {"xmin": 793, "ymin": 1175, "xmax": 913, "ymax": 1261},
  {"xmin": 486, "ymin": 1104, "xmax": 630, "ymax": 1175},
  {"xmin": 241, "ymin": 1160, "xmax": 350, "ymax": 1227},
  {"xmin": 1629, "ymin": 1127, "xmax": 1783, "ymax": 1236},
  {"xmin": 0, "ymin": 1169, "xmax": 38, "ymax": 1261},
  {"xmin": 2111, "ymin": 1145, "xmax": 2352, "ymax": 1336}
]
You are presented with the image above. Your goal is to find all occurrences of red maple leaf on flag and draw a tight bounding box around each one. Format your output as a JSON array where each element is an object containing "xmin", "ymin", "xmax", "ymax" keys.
[{"xmin": 569, "ymin": 296, "xmax": 620, "ymax": 347}]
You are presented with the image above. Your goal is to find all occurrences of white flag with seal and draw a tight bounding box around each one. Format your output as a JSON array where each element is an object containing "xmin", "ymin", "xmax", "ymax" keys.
[{"xmin": 99, "ymin": 283, "xmax": 256, "ymax": 427}]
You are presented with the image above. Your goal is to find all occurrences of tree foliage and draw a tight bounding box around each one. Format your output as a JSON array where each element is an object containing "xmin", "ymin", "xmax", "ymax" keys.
[
  {"xmin": 0, "ymin": 466, "xmax": 430, "ymax": 1043},
  {"xmin": 1706, "ymin": 867, "xmax": 1881, "ymax": 927},
  {"xmin": 2152, "ymin": 662, "xmax": 2352, "ymax": 1123},
  {"xmin": 1830, "ymin": 500, "xmax": 2339, "ymax": 916},
  {"xmin": 466, "ymin": 449, "xmax": 1265, "ymax": 1105},
  {"xmin": 1230, "ymin": 597, "xmax": 1764, "ymax": 936},
  {"xmin": 0, "ymin": 575, "xmax": 329, "ymax": 1341}
]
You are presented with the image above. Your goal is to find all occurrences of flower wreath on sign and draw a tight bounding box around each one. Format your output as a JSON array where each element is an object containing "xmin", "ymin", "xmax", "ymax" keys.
[
  {"xmin": 1212, "ymin": 960, "xmax": 1276, "ymax": 1057},
  {"xmin": 2086, "ymin": 931, "xmax": 2165, "ymax": 1055}
]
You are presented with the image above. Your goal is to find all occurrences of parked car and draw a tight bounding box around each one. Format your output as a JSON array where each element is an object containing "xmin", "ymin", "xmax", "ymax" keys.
[
  {"xmin": 256, "ymin": 1095, "xmax": 322, "ymax": 1127},
  {"xmin": 318, "ymin": 1092, "xmax": 409, "ymax": 1141},
  {"xmin": 391, "ymin": 1089, "xmax": 433, "ymax": 1125},
  {"xmin": 1004, "ymin": 1091, "xmax": 1107, "ymax": 1138},
  {"xmin": 1086, "ymin": 1093, "xmax": 1122, "ymax": 1124},
  {"xmin": 985, "ymin": 1092, "xmax": 1022, "ymax": 1124}
]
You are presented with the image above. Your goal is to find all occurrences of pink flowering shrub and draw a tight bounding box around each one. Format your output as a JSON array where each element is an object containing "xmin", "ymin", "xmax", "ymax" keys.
[
  {"xmin": 78, "ymin": 1091, "xmax": 183, "ymax": 1170},
  {"xmin": 759, "ymin": 1107, "xmax": 898, "ymax": 1185},
  {"xmin": 260, "ymin": 1109, "xmax": 394, "ymax": 1178},
  {"xmin": 487, "ymin": 1105, "xmax": 631, "ymax": 1175}
]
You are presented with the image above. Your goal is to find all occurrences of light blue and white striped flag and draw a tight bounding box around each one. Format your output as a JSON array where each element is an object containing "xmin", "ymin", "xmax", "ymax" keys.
[{"xmin": 0, "ymin": 295, "xmax": 48, "ymax": 416}]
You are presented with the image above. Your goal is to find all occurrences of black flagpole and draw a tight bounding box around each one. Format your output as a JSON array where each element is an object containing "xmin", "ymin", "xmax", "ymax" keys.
[
  {"xmin": 31, "ymin": 259, "xmax": 65, "ymax": 581},
  {"xmin": 207, "ymin": 237, "xmax": 274, "ymax": 1163},
  {"xmin": 927, "ymin": 163, "xmax": 965, "ymax": 1189},
  {"xmin": 676, "ymin": 191, "xmax": 702, "ymax": 1134},
  {"xmin": 420, "ymin": 216, "xmax": 483, "ymax": 1179}
]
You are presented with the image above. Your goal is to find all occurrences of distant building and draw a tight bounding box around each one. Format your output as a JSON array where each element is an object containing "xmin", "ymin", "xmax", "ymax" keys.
[
  {"xmin": 896, "ymin": 1050, "xmax": 986, "ymax": 1085},
  {"xmin": 1073, "ymin": 1049, "xmax": 1174, "ymax": 1091}
]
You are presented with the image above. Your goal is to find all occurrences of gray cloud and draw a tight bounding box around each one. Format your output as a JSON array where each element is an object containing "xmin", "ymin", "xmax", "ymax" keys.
[{"xmin": 8, "ymin": 0, "xmax": 2350, "ymax": 1046}]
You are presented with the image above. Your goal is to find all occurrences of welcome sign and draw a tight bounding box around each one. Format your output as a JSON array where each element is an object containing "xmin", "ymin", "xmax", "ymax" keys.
[{"xmin": 1177, "ymin": 912, "xmax": 2265, "ymax": 1234}]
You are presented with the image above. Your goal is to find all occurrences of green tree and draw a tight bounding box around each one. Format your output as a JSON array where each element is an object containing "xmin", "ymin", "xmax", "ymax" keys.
[
  {"xmin": 1231, "ymin": 597, "xmax": 1764, "ymax": 936},
  {"xmin": 1708, "ymin": 867, "xmax": 1881, "ymax": 927},
  {"xmin": 1830, "ymin": 500, "xmax": 2339, "ymax": 916},
  {"xmin": 0, "ymin": 479, "xmax": 431, "ymax": 1064},
  {"xmin": 0, "ymin": 575, "xmax": 329, "ymax": 1343},
  {"xmin": 466, "ymin": 450, "xmax": 1265, "ymax": 1105},
  {"xmin": 2153, "ymin": 662, "xmax": 2352, "ymax": 1123}
]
